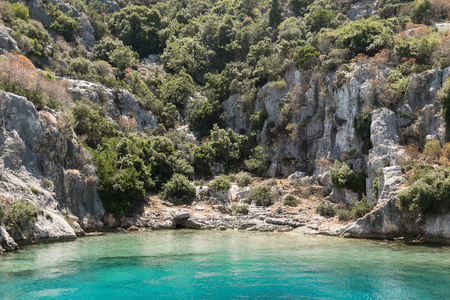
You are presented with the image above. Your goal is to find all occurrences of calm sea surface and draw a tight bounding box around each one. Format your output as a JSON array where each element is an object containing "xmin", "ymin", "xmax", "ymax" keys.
[{"xmin": 0, "ymin": 230, "xmax": 449, "ymax": 299}]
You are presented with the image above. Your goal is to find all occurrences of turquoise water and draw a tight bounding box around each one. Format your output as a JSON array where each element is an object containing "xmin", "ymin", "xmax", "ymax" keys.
[{"xmin": 0, "ymin": 231, "xmax": 449, "ymax": 299}]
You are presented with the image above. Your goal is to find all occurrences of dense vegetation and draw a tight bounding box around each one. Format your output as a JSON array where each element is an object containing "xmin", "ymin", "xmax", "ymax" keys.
[{"xmin": 0, "ymin": 0, "xmax": 449, "ymax": 214}]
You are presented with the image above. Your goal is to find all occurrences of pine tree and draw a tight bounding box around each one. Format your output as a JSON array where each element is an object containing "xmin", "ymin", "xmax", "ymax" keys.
[{"xmin": 269, "ymin": 0, "xmax": 282, "ymax": 28}]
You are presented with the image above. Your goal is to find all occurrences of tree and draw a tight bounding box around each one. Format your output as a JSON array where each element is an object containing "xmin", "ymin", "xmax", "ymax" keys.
[
  {"xmin": 269, "ymin": 0, "xmax": 283, "ymax": 28},
  {"xmin": 411, "ymin": 0, "xmax": 433, "ymax": 25},
  {"xmin": 48, "ymin": 4, "xmax": 80, "ymax": 43},
  {"xmin": 108, "ymin": 5, "xmax": 163, "ymax": 57},
  {"xmin": 308, "ymin": 8, "xmax": 335, "ymax": 32}
]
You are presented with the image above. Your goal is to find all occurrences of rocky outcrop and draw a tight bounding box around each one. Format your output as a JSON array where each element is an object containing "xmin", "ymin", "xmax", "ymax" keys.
[
  {"xmin": 347, "ymin": 1, "xmax": 378, "ymax": 21},
  {"xmin": 0, "ymin": 226, "xmax": 18, "ymax": 252},
  {"xmin": 66, "ymin": 79, "xmax": 158, "ymax": 131},
  {"xmin": 0, "ymin": 91, "xmax": 104, "ymax": 244},
  {"xmin": 0, "ymin": 26, "xmax": 19, "ymax": 54}
]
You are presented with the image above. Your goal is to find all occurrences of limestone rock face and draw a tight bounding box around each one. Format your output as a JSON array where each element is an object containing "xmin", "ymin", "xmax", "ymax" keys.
[
  {"xmin": 67, "ymin": 79, "xmax": 158, "ymax": 131},
  {"xmin": 347, "ymin": 1, "xmax": 378, "ymax": 21},
  {"xmin": 0, "ymin": 26, "xmax": 19, "ymax": 53},
  {"xmin": 0, "ymin": 226, "xmax": 18, "ymax": 252},
  {"xmin": 0, "ymin": 91, "xmax": 104, "ymax": 243}
]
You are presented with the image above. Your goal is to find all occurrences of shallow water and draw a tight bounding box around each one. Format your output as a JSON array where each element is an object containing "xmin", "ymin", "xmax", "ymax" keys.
[{"xmin": 0, "ymin": 230, "xmax": 449, "ymax": 299}]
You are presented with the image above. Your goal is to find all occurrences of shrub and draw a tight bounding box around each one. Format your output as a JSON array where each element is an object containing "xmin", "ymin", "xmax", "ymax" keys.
[
  {"xmin": 330, "ymin": 160, "xmax": 366, "ymax": 193},
  {"xmin": 246, "ymin": 185, "xmax": 274, "ymax": 207},
  {"xmin": 73, "ymin": 98, "xmax": 119, "ymax": 148},
  {"xmin": 48, "ymin": 4, "xmax": 80, "ymax": 43},
  {"xmin": 186, "ymin": 95, "xmax": 219, "ymax": 137},
  {"xmin": 351, "ymin": 196, "xmax": 374, "ymax": 219},
  {"xmin": 210, "ymin": 175, "xmax": 231, "ymax": 192},
  {"xmin": 394, "ymin": 36, "xmax": 438, "ymax": 65},
  {"xmin": 237, "ymin": 173, "xmax": 252, "ymax": 187},
  {"xmin": 411, "ymin": 0, "xmax": 433, "ymax": 25},
  {"xmin": 438, "ymin": 77, "xmax": 450, "ymax": 124},
  {"xmin": 250, "ymin": 106, "xmax": 268, "ymax": 132},
  {"xmin": 0, "ymin": 2, "xmax": 29, "ymax": 23},
  {"xmin": 293, "ymin": 45, "xmax": 319, "ymax": 70},
  {"xmin": 423, "ymin": 139, "xmax": 442, "ymax": 163},
  {"xmin": 233, "ymin": 205, "xmax": 249, "ymax": 215},
  {"xmin": 316, "ymin": 200, "xmax": 336, "ymax": 217},
  {"xmin": 320, "ymin": 17, "xmax": 394, "ymax": 56},
  {"xmin": 162, "ymin": 174, "xmax": 196, "ymax": 205},
  {"xmin": 442, "ymin": 142, "xmax": 450, "ymax": 160},
  {"xmin": 244, "ymin": 146, "xmax": 270, "ymax": 176},
  {"xmin": 5, "ymin": 200, "xmax": 36, "ymax": 228},
  {"xmin": 399, "ymin": 166, "xmax": 450, "ymax": 213},
  {"xmin": 284, "ymin": 195, "xmax": 300, "ymax": 207}
]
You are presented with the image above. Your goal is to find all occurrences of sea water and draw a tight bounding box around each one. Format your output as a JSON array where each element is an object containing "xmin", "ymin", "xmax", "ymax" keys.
[{"xmin": 0, "ymin": 230, "xmax": 449, "ymax": 299}]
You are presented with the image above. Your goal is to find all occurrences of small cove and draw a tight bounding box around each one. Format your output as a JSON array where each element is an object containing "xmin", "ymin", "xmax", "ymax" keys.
[{"xmin": 1, "ymin": 230, "xmax": 449, "ymax": 299}]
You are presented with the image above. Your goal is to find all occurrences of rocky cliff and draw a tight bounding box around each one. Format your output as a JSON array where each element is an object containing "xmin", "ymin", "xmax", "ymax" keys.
[{"xmin": 0, "ymin": 91, "xmax": 104, "ymax": 244}]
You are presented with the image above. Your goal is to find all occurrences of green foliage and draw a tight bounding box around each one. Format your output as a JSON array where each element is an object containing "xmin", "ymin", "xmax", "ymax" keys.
[
  {"xmin": 233, "ymin": 205, "xmax": 249, "ymax": 215},
  {"xmin": 186, "ymin": 95, "xmax": 220, "ymax": 137},
  {"xmin": 411, "ymin": 0, "xmax": 433, "ymax": 25},
  {"xmin": 338, "ymin": 196, "xmax": 375, "ymax": 221},
  {"xmin": 321, "ymin": 17, "xmax": 394, "ymax": 56},
  {"xmin": 162, "ymin": 37, "xmax": 214, "ymax": 76},
  {"xmin": 289, "ymin": 0, "xmax": 313, "ymax": 15},
  {"xmin": 94, "ymin": 137, "xmax": 152, "ymax": 214},
  {"xmin": 108, "ymin": 5, "xmax": 163, "ymax": 57},
  {"xmin": 0, "ymin": 82, "xmax": 46, "ymax": 110},
  {"xmin": 330, "ymin": 160, "xmax": 366, "ymax": 193},
  {"xmin": 250, "ymin": 106, "xmax": 268, "ymax": 132},
  {"xmin": 438, "ymin": 77, "xmax": 450, "ymax": 124},
  {"xmin": 73, "ymin": 98, "xmax": 119, "ymax": 148},
  {"xmin": 284, "ymin": 195, "xmax": 300, "ymax": 207},
  {"xmin": 11, "ymin": 20, "xmax": 52, "ymax": 57},
  {"xmin": 423, "ymin": 139, "xmax": 442, "ymax": 162},
  {"xmin": 0, "ymin": 2, "xmax": 29, "ymax": 23},
  {"xmin": 316, "ymin": 200, "xmax": 336, "ymax": 217},
  {"xmin": 210, "ymin": 175, "xmax": 231, "ymax": 192},
  {"xmin": 159, "ymin": 72, "xmax": 195, "ymax": 109},
  {"xmin": 293, "ymin": 45, "xmax": 319, "ymax": 70},
  {"xmin": 162, "ymin": 174, "xmax": 196, "ymax": 205},
  {"xmin": 394, "ymin": 36, "xmax": 439, "ymax": 65},
  {"xmin": 94, "ymin": 37, "xmax": 139, "ymax": 72},
  {"xmin": 247, "ymin": 185, "xmax": 274, "ymax": 207},
  {"xmin": 208, "ymin": 124, "xmax": 248, "ymax": 170},
  {"xmin": 5, "ymin": 200, "xmax": 36, "ymax": 229},
  {"xmin": 244, "ymin": 146, "xmax": 269, "ymax": 176},
  {"xmin": 269, "ymin": 0, "xmax": 283, "ymax": 28},
  {"xmin": 399, "ymin": 166, "xmax": 450, "ymax": 214},
  {"xmin": 48, "ymin": 4, "xmax": 80, "ymax": 43},
  {"xmin": 237, "ymin": 173, "xmax": 252, "ymax": 187},
  {"xmin": 308, "ymin": 8, "xmax": 335, "ymax": 32}
]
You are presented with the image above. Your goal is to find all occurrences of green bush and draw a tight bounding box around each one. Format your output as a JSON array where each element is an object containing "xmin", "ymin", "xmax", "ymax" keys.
[
  {"xmin": 284, "ymin": 195, "xmax": 300, "ymax": 207},
  {"xmin": 48, "ymin": 4, "xmax": 80, "ymax": 43},
  {"xmin": 94, "ymin": 37, "xmax": 139, "ymax": 72},
  {"xmin": 5, "ymin": 200, "xmax": 37, "ymax": 229},
  {"xmin": 244, "ymin": 146, "xmax": 269, "ymax": 176},
  {"xmin": 398, "ymin": 166, "xmax": 450, "ymax": 213},
  {"xmin": 308, "ymin": 8, "xmax": 335, "ymax": 32},
  {"xmin": 394, "ymin": 36, "xmax": 438, "ymax": 65},
  {"xmin": 210, "ymin": 175, "xmax": 231, "ymax": 192},
  {"xmin": 438, "ymin": 77, "xmax": 450, "ymax": 124},
  {"xmin": 11, "ymin": 20, "xmax": 53, "ymax": 57},
  {"xmin": 250, "ymin": 106, "xmax": 268, "ymax": 132},
  {"xmin": 330, "ymin": 160, "xmax": 366, "ymax": 193},
  {"xmin": 423, "ymin": 139, "xmax": 442, "ymax": 162},
  {"xmin": 162, "ymin": 174, "xmax": 196, "ymax": 205},
  {"xmin": 321, "ymin": 17, "xmax": 394, "ymax": 56},
  {"xmin": 108, "ymin": 5, "xmax": 162, "ymax": 57},
  {"xmin": 0, "ymin": 2, "xmax": 29, "ymax": 23},
  {"xmin": 237, "ymin": 173, "xmax": 252, "ymax": 187},
  {"xmin": 293, "ymin": 45, "xmax": 319, "ymax": 70},
  {"xmin": 73, "ymin": 98, "xmax": 119, "ymax": 148},
  {"xmin": 246, "ymin": 185, "xmax": 274, "ymax": 207},
  {"xmin": 159, "ymin": 72, "xmax": 195, "ymax": 109},
  {"xmin": 186, "ymin": 95, "xmax": 220, "ymax": 137},
  {"xmin": 316, "ymin": 200, "xmax": 336, "ymax": 218},
  {"xmin": 233, "ymin": 205, "xmax": 249, "ymax": 215},
  {"xmin": 411, "ymin": 0, "xmax": 433, "ymax": 25}
]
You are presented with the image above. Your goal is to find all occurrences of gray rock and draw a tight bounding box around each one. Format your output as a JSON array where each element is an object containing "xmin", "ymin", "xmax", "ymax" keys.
[
  {"xmin": 79, "ymin": 16, "xmax": 96, "ymax": 50},
  {"xmin": 347, "ymin": 1, "xmax": 378, "ymax": 21},
  {"xmin": 0, "ymin": 226, "xmax": 18, "ymax": 251},
  {"xmin": 0, "ymin": 26, "xmax": 19, "ymax": 53},
  {"xmin": 173, "ymin": 211, "xmax": 190, "ymax": 220}
]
